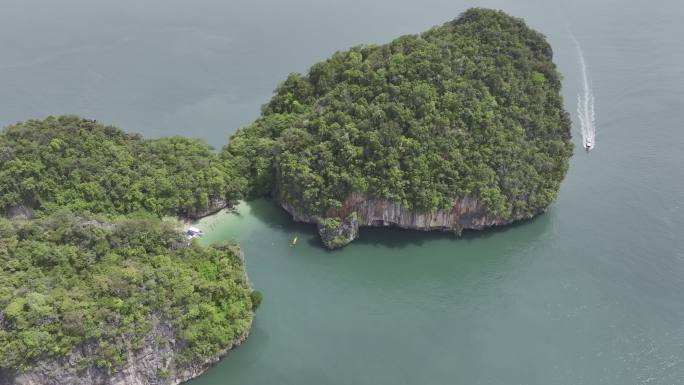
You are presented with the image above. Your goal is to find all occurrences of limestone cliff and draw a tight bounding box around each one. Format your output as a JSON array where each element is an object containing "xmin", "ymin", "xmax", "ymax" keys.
[
  {"xmin": 182, "ymin": 197, "xmax": 228, "ymax": 220},
  {"xmin": 0, "ymin": 315, "xmax": 251, "ymax": 385},
  {"xmin": 280, "ymin": 192, "xmax": 537, "ymax": 249}
]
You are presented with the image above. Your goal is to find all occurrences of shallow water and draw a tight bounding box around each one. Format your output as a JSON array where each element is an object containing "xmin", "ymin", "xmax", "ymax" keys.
[{"xmin": 3, "ymin": 0, "xmax": 684, "ymax": 383}]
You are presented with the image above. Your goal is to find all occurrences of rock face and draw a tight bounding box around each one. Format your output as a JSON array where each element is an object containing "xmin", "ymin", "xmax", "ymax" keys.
[
  {"xmin": 0, "ymin": 314, "xmax": 251, "ymax": 385},
  {"xmin": 182, "ymin": 197, "xmax": 228, "ymax": 220},
  {"xmin": 316, "ymin": 214, "xmax": 359, "ymax": 249},
  {"xmin": 281, "ymin": 192, "xmax": 536, "ymax": 249},
  {"xmin": 6, "ymin": 205, "xmax": 34, "ymax": 220}
]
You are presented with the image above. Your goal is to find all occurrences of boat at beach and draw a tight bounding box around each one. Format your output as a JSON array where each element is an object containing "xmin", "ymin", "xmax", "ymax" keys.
[{"xmin": 187, "ymin": 226, "xmax": 204, "ymax": 239}]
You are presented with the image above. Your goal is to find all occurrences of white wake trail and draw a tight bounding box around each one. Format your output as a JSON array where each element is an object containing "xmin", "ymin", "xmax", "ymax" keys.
[{"xmin": 569, "ymin": 33, "xmax": 596, "ymax": 150}]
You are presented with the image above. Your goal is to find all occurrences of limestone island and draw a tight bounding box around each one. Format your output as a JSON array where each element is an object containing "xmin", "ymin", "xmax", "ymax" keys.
[{"xmin": 222, "ymin": 8, "xmax": 573, "ymax": 249}]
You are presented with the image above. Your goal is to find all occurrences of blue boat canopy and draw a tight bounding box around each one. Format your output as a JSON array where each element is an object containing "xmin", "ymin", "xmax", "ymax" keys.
[{"xmin": 187, "ymin": 227, "xmax": 202, "ymax": 236}]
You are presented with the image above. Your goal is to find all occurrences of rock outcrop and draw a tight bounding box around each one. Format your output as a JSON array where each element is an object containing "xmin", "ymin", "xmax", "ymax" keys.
[
  {"xmin": 316, "ymin": 214, "xmax": 359, "ymax": 249},
  {"xmin": 6, "ymin": 205, "xmax": 34, "ymax": 220},
  {"xmin": 0, "ymin": 314, "xmax": 251, "ymax": 385},
  {"xmin": 281, "ymin": 192, "xmax": 537, "ymax": 249},
  {"xmin": 182, "ymin": 197, "xmax": 228, "ymax": 220}
]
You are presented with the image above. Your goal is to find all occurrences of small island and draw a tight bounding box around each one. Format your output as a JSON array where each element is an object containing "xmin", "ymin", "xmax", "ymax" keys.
[{"xmin": 222, "ymin": 8, "xmax": 573, "ymax": 248}]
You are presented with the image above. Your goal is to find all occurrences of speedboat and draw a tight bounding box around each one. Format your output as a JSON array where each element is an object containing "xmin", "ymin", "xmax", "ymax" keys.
[{"xmin": 584, "ymin": 137, "xmax": 594, "ymax": 151}]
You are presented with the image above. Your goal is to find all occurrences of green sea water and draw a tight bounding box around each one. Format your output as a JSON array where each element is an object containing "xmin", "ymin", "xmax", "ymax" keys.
[{"xmin": 2, "ymin": 0, "xmax": 684, "ymax": 383}]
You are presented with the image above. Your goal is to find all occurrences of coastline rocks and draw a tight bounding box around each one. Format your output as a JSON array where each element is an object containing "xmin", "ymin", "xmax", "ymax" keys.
[
  {"xmin": 280, "ymin": 192, "xmax": 536, "ymax": 249},
  {"xmin": 0, "ymin": 315, "xmax": 251, "ymax": 385}
]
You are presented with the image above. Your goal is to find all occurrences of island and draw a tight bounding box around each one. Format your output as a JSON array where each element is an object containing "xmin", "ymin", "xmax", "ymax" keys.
[
  {"xmin": 222, "ymin": 8, "xmax": 573, "ymax": 248},
  {"xmin": 0, "ymin": 116, "xmax": 260, "ymax": 385}
]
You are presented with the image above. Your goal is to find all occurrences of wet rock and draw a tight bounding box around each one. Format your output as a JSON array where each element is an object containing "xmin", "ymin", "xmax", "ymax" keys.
[{"xmin": 6, "ymin": 205, "xmax": 34, "ymax": 220}]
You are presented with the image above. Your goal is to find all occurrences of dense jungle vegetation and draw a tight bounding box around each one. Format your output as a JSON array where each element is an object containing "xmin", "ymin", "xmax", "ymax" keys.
[
  {"xmin": 222, "ymin": 8, "xmax": 573, "ymax": 218},
  {"xmin": 0, "ymin": 5, "xmax": 570, "ymax": 377},
  {"xmin": 0, "ymin": 117, "xmax": 258, "ymax": 374},
  {"xmin": 0, "ymin": 211, "xmax": 255, "ymax": 370},
  {"xmin": 0, "ymin": 115, "xmax": 244, "ymax": 218}
]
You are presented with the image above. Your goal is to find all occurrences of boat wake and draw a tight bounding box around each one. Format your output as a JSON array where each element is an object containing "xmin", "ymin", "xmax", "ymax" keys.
[{"xmin": 570, "ymin": 33, "xmax": 596, "ymax": 151}]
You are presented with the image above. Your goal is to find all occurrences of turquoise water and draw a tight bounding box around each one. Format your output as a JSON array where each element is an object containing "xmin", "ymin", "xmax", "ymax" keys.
[
  {"xmin": 3, "ymin": 0, "xmax": 684, "ymax": 383},
  {"xmin": 190, "ymin": 190, "xmax": 684, "ymax": 385}
]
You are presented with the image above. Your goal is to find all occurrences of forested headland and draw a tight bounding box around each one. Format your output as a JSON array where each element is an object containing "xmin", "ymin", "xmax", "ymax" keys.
[
  {"xmin": 0, "ymin": 115, "xmax": 244, "ymax": 219},
  {"xmin": 222, "ymin": 8, "xmax": 573, "ymax": 248},
  {"xmin": 0, "ymin": 117, "xmax": 258, "ymax": 384}
]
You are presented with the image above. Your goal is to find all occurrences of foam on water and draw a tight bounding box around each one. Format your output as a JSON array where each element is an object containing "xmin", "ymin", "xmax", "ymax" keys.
[{"xmin": 570, "ymin": 32, "xmax": 597, "ymax": 150}]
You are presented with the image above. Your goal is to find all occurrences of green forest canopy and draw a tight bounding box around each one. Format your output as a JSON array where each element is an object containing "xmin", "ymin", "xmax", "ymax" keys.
[
  {"xmin": 0, "ymin": 115, "xmax": 244, "ymax": 218},
  {"xmin": 0, "ymin": 5, "xmax": 572, "ymax": 376},
  {"xmin": 0, "ymin": 211, "xmax": 255, "ymax": 370},
  {"xmin": 0, "ymin": 117, "xmax": 258, "ymax": 373},
  {"xmin": 222, "ymin": 8, "xmax": 573, "ymax": 219}
]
